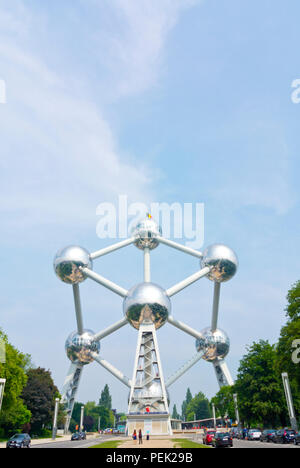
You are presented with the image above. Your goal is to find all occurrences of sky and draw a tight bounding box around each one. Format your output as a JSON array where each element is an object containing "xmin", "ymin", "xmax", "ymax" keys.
[{"xmin": 0, "ymin": 0, "xmax": 299, "ymax": 414}]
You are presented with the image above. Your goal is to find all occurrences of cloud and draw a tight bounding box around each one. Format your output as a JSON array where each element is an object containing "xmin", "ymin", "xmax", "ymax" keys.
[{"xmin": 84, "ymin": 0, "xmax": 201, "ymax": 97}]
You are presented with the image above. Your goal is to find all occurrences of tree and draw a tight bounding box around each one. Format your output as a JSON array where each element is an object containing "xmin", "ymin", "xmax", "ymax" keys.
[
  {"xmin": 276, "ymin": 280, "xmax": 300, "ymax": 416},
  {"xmin": 99, "ymin": 384, "xmax": 112, "ymax": 410},
  {"xmin": 0, "ymin": 330, "xmax": 31, "ymax": 437},
  {"xmin": 234, "ymin": 340, "xmax": 286, "ymax": 428},
  {"xmin": 211, "ymin": 386, "xmax": 236, "ymax": 420},
  {"xmin": 186, "ymin": 392, "xmax": 211, "ymax": 421},
  {"xmin": 172, "ymin": 404, "xmax": 180, "ymax": 420},
  {"xmin": 21, "ymin": 367, "xmax": 60, "ymax": 434},
  {"xmin": 181, "ymin": 388, "xmax": 193, "ymax": 421}
]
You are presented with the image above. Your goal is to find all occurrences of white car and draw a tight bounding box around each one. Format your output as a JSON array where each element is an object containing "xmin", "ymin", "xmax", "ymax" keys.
[{"xmin": 248, "ymin": 429, "xmax": 262, "ymax": 441}]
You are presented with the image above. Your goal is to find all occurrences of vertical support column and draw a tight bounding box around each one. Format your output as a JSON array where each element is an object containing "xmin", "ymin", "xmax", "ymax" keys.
[
  {"xmin": 213, "ymin": 359, "xmax": 234, "ymax": 388},
  {"xmin": 0, "ymin": 379, "xmax": 6, "ymax": 412},
  {"xmin": 281, "ymin": 372, "xmax": 298, "ymax": 432},
  {"xmin": 144, "ymin": 248, "xmax": 151, "ymax": 282},
  {"xmin": 212, "ymin": 403, "xmax": 216, "ymax": 429},
  {"xmin": 52, "ymin": 398, "xmax": 60, "ymax": 440},
  {"xmin": 61, "ymin": 363, "xmax": 84, "ymax": 434},
  {"xmin": 73, "ymin": 284, "xmax": 84, "ymax": 335},
  {"xmin": 233, "ymin": 393, "xmax": 241, "ymax": 428},
  {"xmin": 80, "ymin": 405, "xmax": 85, "ymax": 432},
  {"xmin": 211, "ymin": 282, "xmax": 221, "ymax": 332}
]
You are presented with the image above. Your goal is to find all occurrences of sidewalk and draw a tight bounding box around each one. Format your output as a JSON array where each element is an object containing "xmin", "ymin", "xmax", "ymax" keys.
[{"xmin": 120, "ymin": 438, "xmax": 175, "ymax": 449}]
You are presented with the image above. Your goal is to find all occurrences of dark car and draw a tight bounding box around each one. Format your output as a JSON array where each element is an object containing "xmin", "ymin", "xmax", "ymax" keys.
[
  {"xmin": 260, "ymin": 429, "xmax": 277, "ymax": 443},
  {"xmin": 212, "ymin": 432, "xmax": 233, "ymax": 448},
  {"xmin": 6, "ymin": 434, "xmax": 31, "ymax": 449},
  {"xmin": 79, "ymin": 432, "xmax": 86, "ymax": 440},
  {"xmin": 273, "ymin": 429, "xmax": 296, "ymax": 444},
  {"xmin": 294, "ymin": 433, "xmax": 300, "ymax": 446},
  {"xmin": 71, "ymin": 433, "xmax": 82, "ymax": 441}
]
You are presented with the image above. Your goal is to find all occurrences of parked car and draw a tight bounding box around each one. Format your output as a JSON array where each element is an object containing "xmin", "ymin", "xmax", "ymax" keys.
[
  {"xmin": 294, "ymin": 433, "xmax": 300, "ymax": 446},
  {"xmin": 273, "ymin": 429, "xmax": 296, "ymax": 444},
  {"xmin": 79, "ymin": 431, "xmax": 86, "ymax": 440},
  {"xmin": 6, "ymin": 434, "xmax": 31, "ymax": 449},
  {"xmin": 71, "ymin": 433, "xmax": 82, "ymax": 441},
  {"xmin": 203, "ymin": 430, "xmax": 216, "ymax": 445},
  {"xmin": 212, "ymin": 432, "xmax": 233, "ymax": 448},
  {"xmin": 260, "ymin": 429, "xmax": 277, "ymax": 443},
  {"xmin": 247, "ymin": 429, "xmax": 262, "ymax": 441}
]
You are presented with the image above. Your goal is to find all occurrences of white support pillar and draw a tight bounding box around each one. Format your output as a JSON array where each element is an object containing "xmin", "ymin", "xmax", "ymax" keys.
[
  {"xmin": 80, "ymin": 405, "xmax": 84, "ymax": 432},
  {"xmin": 52, "ymin": 398, "xmax": 60, "ymax": 440},
  {"xmin": 61, "ymin": 363, "xmax": 84, "ymax": 434},
  {"xmin": 90, "ymin": 237, "xmax": 135, "ymax": 260},
  {"xmin": 213, "ymin": 359, "xmax": 234, "ymax": 388},
  {"xmin": 144, "ymin": 248, "xmax": 151, "ymax": 282},
  {"xmin": 166, "ymin": 267, "xmax": 211, "ymax": 297},
  {"xmin": 80, "ymin": 267, "xmax": 128, "ymax": 297},
  {"xmin": 92, "ymin": 317, "xmax": 128, "ymax": 343},
  {"xmin": 0, "ymin": 379, "xmax": 6, "ymax": 412},
  {"xmin": 92, "ymin": 353, "xmax": 132, "ymax": 388},
  {"xmin": 72, "ymin": 284, "xmax": 84, "ymax": 335},
  {"xmin": 282, "ymin": 372, "xmax": 298, "ymax": 432},
  {"xmin": 167, "ymin": 315, "xmax": 204, "ymax": 341},
  {"xmin": 166, "ymin": 351, "xmax": 204, "ymax": 387},
  {"xmin": 211, "ymin": 282, "xmax": 221, "ymax": 332}
]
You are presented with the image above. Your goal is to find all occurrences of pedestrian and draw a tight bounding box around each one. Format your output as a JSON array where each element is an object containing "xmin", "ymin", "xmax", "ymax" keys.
[
  {"xmin": 132, "ymin": 429, "xmax": 137, "ymax": 445},
  {"xmin": 146, "ymin": 430, "xmax": 150, "ymax": 441},
  {"xmin": 138, "ymin": 429, "xmax": 143, "ymax": 445}
]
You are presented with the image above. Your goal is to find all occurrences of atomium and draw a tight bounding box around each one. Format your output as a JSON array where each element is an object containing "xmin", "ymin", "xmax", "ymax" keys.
[
  {"xmin": 201, "ymin": 244, "xmax": 238, "ymax": 283},
  {"xmin": 56, "ymin": 215, "xmax": 239, "ymax": 435},
  {"xmin": 123, "ymin": 282, "xmax": 170, "ymax": 330},
  {"xmin": 195, "ymin": 327, "xmax": 230, "ymax": 362},
  {"xmin": 65, "ymin": 329, "xmax": 100, "ymax": 365},
  {"xmin": 54, "ymin": 245, "xmax": 92, "ymax": 284},
  {"xmin": 132, "ymin": 217, "xmax": 162, "ymax": 250}
]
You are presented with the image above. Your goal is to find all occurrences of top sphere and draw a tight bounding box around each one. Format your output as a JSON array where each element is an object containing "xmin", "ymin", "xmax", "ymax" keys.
[
  {"xmin": 201, "ymin": 244, "xmax": 238, "ymax": 282},
  {"xmin": 131, "ymin": 216, "xmax": 162, "ymax": 250},
  {"xmin": 124, "ymin": 282, "xmax": 170, "ymax": 330},
  {"xmin": 54, "ymin": 245, "xmax": 92, "ymax": 284}
]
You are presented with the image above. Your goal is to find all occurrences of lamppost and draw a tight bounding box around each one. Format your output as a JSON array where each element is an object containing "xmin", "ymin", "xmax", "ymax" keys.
[
  {"xmin": 0, "ymin": 379, "xmax": 6, "ymax": 412},
  {"xmin": 52, "ymin": 398, "xmax": 60, "ymax": 440},
  {"xmin": 282, "ymin": 372, "xmax": 298, "ymax": 432}
]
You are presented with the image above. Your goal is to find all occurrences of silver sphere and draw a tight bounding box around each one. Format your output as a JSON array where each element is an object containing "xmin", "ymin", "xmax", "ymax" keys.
[
  {"xmin": 132, "ymin": 217, "xmax": 162, "ymax": 250},
  {"xmin": 195, "ymin": 327, "xmax": 230, "ymax": 362},
  {"xmin": 201, "ymin": 244, "xmax": 238, "ymax": 282},
  {"xmin": 54, "ymin": 245, "xmax": 92, "ymax": 284},
  {"xmin": 65, "ymin": 329, "xmax": 100, "ymax": 365},
  {"xmin": 124, "ymin": 282, "xmax": 170, "ymax": 330}
]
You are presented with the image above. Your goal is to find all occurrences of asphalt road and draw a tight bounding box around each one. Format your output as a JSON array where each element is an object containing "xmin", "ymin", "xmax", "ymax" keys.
[{"xmin": 31, "ymin": 435, "xmax": 123, "ymax": 449}]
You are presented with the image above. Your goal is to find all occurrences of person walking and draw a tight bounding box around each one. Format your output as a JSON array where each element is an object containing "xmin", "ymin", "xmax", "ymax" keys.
[
  {"xmin": 138, "ymin": 429, "xmax": 143, "ymax": 445},
  {"xmin": 132, "ymin": 429, "xmax": 137, "ymax": 445}
]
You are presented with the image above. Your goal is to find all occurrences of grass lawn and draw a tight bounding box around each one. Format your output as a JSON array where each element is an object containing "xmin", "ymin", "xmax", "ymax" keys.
[
  {"xmin": 89, "ymin": 440, "xmax": 123, "ymax": 449},
  {"xmin": 172, "ymin": 439, "xmax": 211, "ymax": 449}
]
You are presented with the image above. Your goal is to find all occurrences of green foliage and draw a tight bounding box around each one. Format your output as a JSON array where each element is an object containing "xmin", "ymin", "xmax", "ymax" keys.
[
  {"xmin": 181, "ymin": 388, "xmax": 193, "ymax": 421},
  {"xmin": 0, "ymin": 330, "xmax": 31, "ymax": 435},
  {"xmin": 234, "ymin": 340, "xmax": 286, "ymax": 427},
  {"xmin": 171, "ymin": 404, "xmax": 180, "ymax": 420},
  {"xmin": 186, "ymin": 392, "xmax": 211, "ymax": 422},
  {"xmin": 211, "ymin": 386, "xmax": 235, "ymax": 420},
  {"xmin": 21, "ymin": 367, "xmax": 60, "ymax": 434},
  {"xmin": 99, "ymin": 384, "xmax": 112, "ymax": 410},
  {"xmin": 70, "ymin": 401, "xmax": 114, "ymax": 432}
]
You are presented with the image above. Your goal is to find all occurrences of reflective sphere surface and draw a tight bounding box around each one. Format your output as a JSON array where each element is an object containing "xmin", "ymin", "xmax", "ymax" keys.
[
  {"xmin": 124, "ymin": 282, "xmax": 170, "ymax": 330},
  {"xmin": 201, "ymin": 244, "xmax": 238, "ymax": 282},
  {"xmin": 54, "ymin": 245, "xmax": 92, "ymax": 284},
  {"xmin": 195, "ymin": 327, "xmax": 230, "ymax": 362},
  {"xmin": 65, "ymin": 329, "xmax": 100, "ymax": 365},
  {"xmin": 132, "ymin": 217, "xmax": 162, "ymax": 250}
]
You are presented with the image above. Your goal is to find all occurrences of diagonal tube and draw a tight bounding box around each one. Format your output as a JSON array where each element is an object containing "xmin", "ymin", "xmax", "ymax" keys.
[
  {"xmin": 166, "ymin": 266, "xmax": 211, "ymax": 297},
  {"xmin": 92, "ymin": 317, "xmax": 128, "ymax": 343},
  {"xmin": 80, "ymin": 267, "xmax": 128, "ymax": 297}
]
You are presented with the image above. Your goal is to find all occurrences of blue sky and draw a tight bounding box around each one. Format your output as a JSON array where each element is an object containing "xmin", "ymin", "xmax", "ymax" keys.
[{"xmin": 0, "ymin": 0, "xmax": 299, "ymax": 414}]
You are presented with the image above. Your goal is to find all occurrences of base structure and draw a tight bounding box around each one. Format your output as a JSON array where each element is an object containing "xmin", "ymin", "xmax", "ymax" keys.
[{"xmin": 126, "ymin": 323, "xmax": 172, "ymax": 436}]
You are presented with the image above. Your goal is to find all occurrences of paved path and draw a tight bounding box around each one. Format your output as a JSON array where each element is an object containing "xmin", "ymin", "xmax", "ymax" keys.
[{"xmin": 120, "ymin": 439, "xmax": 175, "ymax": 449}]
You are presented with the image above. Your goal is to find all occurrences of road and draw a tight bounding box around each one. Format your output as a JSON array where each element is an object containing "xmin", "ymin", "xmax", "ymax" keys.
[{"xmin": 31, "ymin": 435, "xmax": 123, "ymax": 449}]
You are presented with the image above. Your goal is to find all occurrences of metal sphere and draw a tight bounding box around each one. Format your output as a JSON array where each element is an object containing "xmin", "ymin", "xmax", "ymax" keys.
[
  {"xmin": 123, "ymin": 282, "xmax": 170, "ymax": 330},
  {"xmin": 201, "ymin": 244, "xmax": 238, "ymax": 282},
  {"xmin": 131, "ymin": 217, "xmax": 162, "ymax": 250},
  {"xmin": 65, "ymin": 329, "xmax": 100, "ymax": 365},
  {"xmin": 54, "ymin": 245, "xmax": 92, "ymax": 284},
  {"xmin": 195, "ymin": 327, "xmax": 230, "ymax": 362}
]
